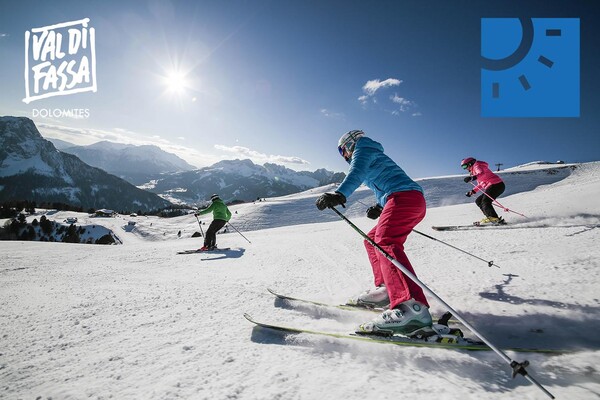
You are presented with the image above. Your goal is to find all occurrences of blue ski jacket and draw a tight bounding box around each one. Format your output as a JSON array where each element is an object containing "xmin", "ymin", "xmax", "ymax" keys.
[{"xmin": 336, "ymin": 137, "xmax": 422, "ymax": 206}]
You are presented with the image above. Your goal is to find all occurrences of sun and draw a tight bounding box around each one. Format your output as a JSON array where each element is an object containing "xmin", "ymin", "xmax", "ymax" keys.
[
  {"xmin": 157, "ymin": 64, "xmax": 198, "ymax": 105},
  {"xmin": 164, "ymin": 70, "xmax": 188, "ymax": 94}
]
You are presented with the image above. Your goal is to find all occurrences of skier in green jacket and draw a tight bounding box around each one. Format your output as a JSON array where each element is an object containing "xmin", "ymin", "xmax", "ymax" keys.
[{"xmin": 195, "ymin": 194, "xmax": 232, "ymax": 251}]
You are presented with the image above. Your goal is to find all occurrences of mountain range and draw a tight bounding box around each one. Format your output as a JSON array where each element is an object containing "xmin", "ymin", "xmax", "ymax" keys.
[
  {"xmin": 54, "ymin": 140, "xmax": 345, "ymax": 204},
  {"xmin": 58, "ymin": 141, "xmax": 196, "ymax": 185},
  {"xmin": 140, "ymin": 159, "xmax": 346, "ymax": 204},
  {"xmin": 0, "ymin": 117, "xmax": 172, "ymax": 212},
  {"xmin": 1, "ymin": 116, "xmax": 345, "ymax": 210},
  {"xmin": 50, "ymin": 137, "xmax": 345, "ymax": 205}
]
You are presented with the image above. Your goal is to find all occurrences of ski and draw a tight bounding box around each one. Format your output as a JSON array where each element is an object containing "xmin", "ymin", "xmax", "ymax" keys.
[
  {"xmin": 432, "ymin": 224, "xmax": 508, "ymax": 231},
  {"xmin": 177, "ymin": 247, "xmax": 231, "ymax": 254},
  {"xmin": 268, "ymin": 288, "xmax": 461, "ymax": 325},
  {"xmin": 267, "ymin": 287, "xmax": 382, "ymax": 313},
  {"xmin": 244, "ymin": 313, "xmax": 564, "ymax": 354},
  {"xmin": 177, "ymin": 249, "xmax": 203, "ymax": 254}
]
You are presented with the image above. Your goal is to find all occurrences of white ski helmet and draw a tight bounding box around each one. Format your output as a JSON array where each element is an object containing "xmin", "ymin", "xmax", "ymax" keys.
[{"xmin": 338, "ymin": 130, "xmax": 365, "ymax": 160}]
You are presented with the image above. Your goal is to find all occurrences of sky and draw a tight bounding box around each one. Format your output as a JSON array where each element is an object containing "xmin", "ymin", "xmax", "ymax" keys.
[{"xmin": 0, "ymin": 0, "xmax": 598, "ymax": 178}]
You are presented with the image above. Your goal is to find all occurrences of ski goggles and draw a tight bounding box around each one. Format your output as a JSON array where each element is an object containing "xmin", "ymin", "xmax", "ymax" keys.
[
  {"xmin": 338, "ymin": 145, "xmax": 352, "ymax": 163},
  {"xmin": 461, "ymin": 164, "xmax": 469, "ymax": 169}
]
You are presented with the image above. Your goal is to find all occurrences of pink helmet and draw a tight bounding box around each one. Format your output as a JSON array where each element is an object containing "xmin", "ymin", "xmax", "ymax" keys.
[{"xmin": 461, "ymin": 157, "xmax": 476, "ymax": 169}]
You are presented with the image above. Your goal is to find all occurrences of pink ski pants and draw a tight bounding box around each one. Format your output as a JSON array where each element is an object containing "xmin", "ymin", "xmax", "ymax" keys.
[{"xmin": 364, "ymin": 190, "xmax": 429, "ymax": 308}]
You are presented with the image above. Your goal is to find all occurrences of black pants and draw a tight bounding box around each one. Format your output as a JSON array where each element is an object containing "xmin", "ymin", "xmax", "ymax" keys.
[
  {"xmin": 204, "ymin": 219, "xmax": 227, "ymax": 247},
  {"xmin": 475, "ymin": 182, "xmax": 505, "ymax": 218}
]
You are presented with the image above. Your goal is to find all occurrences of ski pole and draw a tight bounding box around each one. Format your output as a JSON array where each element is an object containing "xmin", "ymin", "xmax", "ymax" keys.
[
  {"xmin": 412, "ymin": 229, "xmax": 500, "ymax": 268},
  {"xmin": 328, "ymin": 206, "xmax": 555, "ymax": 399},
  {"xmin": 227, "ymin": 221, "xmax": 251, "ymax": 244},
  {"xmin": 469, "ymin": 182, "xmax": 527, "ymax": 218},
  {"xmin": 194, "ymin": 214, "xmax": 205, "ymax": 238},
  {"xmin": 354, "ymin": 199, "xmax": 500, "ymax": 268}
]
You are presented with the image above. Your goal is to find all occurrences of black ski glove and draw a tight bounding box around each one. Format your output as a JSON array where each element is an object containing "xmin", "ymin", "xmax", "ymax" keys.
[
  {"xmin": 464, "ymin": 176, "xmax": 474, "ymax": 183},
  {"xmin": 366, "ymin": 204, "xmax": 383, "ymax": 219},
  {"xmin": 316, "ymin": 192, "xmax": 346, "ymax": 210},
  {"xmin": 466, "ymin": 190, "xmax": 474, "ymax": 197}
]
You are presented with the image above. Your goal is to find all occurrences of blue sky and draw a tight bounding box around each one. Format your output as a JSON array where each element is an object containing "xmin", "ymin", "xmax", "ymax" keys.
[{"xmin": 0, "ymin": 0, "xmax": 598, "ymax": 178}]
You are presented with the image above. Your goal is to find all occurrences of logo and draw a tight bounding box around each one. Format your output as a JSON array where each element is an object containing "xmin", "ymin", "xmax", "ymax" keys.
[
  {"xmin": 23, "ymin": 18, "xmax": 97, "ymax": 104},
  {"xmin": 481, "ymin": 18, "xmax": 579, "ymax": 117}
]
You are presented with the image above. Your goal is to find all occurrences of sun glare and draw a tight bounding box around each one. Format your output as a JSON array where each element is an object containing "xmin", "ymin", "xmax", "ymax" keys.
[
  {"xmin": 164, "ymin": 71, "xmax": 188, "ymax": 93},
  {"xmin": 157, "ymin": 62, "xmax": 198, "ymax": 105}
]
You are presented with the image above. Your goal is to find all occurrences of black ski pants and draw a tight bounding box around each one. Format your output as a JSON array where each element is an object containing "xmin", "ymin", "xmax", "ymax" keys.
[
  {"xmin": 475, "ymin": 182, "xmax": 505, "ymax": 218},
  {"xmin": 204, "ymin": 219, "xmax": 227, "ymax": 248}
]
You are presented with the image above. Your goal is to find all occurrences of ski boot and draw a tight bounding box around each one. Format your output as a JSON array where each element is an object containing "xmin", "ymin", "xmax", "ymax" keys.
[
  {"xmin": 346, "ymin": 284, "xmax": 390, "ymax": 309},
  {"xmin": 356, "ymin": 299, "xmax": 433, "ymax": 337},
  {"xmin": 474, "ymin": 216, "xmax": 506, "ymax": 226}
]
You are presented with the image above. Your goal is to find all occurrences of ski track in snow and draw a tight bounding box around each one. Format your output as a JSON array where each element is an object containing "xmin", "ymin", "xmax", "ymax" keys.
[{"xmin": 1, "ymin": 163, "xmax": 600, "ymax": 399}]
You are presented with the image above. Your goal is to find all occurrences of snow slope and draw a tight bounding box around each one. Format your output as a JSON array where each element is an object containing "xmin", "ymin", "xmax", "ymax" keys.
[{"xmin": 1, "ymin": 162, "xmax": 599, "ymax": 400}]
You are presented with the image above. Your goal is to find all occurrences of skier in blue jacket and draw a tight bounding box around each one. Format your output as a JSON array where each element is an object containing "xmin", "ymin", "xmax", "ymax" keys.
[{"xmin": 315, "ymin": 130, "xmax": 432, "ymax": 336}]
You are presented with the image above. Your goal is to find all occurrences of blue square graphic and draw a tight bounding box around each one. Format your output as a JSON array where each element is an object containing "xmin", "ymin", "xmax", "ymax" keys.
[{"xmin": 481, "ymin": 18, "xmax": 580, "ymax": 117}]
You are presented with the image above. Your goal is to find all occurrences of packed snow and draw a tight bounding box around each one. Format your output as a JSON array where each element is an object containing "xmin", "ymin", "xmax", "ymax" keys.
[{"xmin": 1, "ymin": 162, "xmax": 599, "ymax": 399}]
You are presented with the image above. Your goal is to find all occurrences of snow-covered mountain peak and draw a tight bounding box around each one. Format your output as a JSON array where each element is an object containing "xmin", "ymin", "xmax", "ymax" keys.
[
  {"xmin": 145, "ymin": 158, "xmax": 344, "ymax": 204},
  {"xmin": 59, "ymin": 139, "xmax": 196, "ymax": 185},
  {"xmin": 0, "ymin": 117, "xmax": 172, "ymax": 212},
  {"xmin": 85, "ymin": 140, "xmax": 134, "ymax": 151}
]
